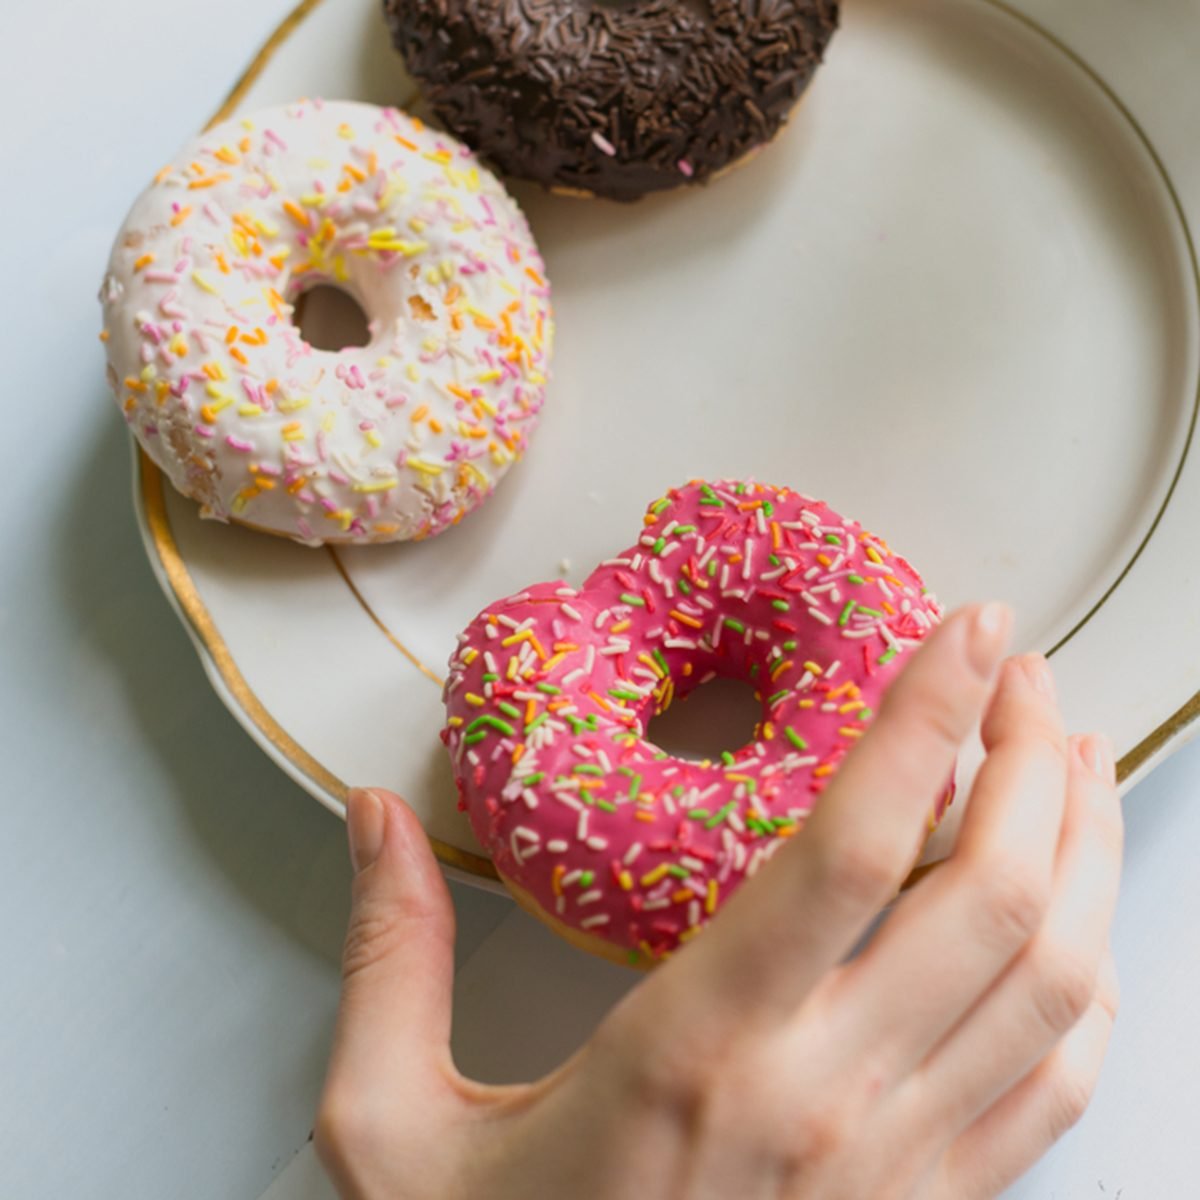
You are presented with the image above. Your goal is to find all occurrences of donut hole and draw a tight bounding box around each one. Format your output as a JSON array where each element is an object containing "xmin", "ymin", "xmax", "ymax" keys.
[
  {"xmin": 646, "ymin": 676, "xmax": 761, "ymax": 763},
  {"xmin": 291, "ymin": 283, "xmax": 371, "ymax": 351}
]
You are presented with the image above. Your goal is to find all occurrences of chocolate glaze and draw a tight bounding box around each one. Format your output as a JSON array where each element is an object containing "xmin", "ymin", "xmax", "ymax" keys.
[{"xmin": 383, "ymin": 0, "xmax": 840, "ymax": 202}]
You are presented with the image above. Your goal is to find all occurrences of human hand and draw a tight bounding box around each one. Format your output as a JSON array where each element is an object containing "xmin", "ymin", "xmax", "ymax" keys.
[{"xmin": 316, "ymin": 604, "xmax": 1122, "ymax": 1199}]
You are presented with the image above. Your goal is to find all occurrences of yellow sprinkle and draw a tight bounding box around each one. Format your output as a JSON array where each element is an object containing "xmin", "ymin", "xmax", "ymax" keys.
[
  {"xmin": 407, "ymin": 458, "xmax": 443, "ymax": 475},
  {"xmin": 803, "ymin": 660, "xmax": 824, "ymax": 676},
  {"xmin": 351, "ymin": 478, "xmax": 397, "ymax": 493},
  {"xmin": 364, "ymin": 430, "xmax": 383, "ymax": 448},
  {"xmin": 640, "ymin": 865, "xmax": 670, "ymax": 887},
  {"xmin": 322, "ymin": 412, "xmax": 336, "ymax": 432},
  {"xmin": 465, "ymin": 693, "xmax": 485, "ymax": 708},
  {"xmin": 705, "ymin": 880, "xmax": 719, "ymax": 915},
  {"xmin": 238, "ymin": 404, "xmax": 264, "ymax": 417},
  {"xmin": 277, "ymin": 396, "xmax": 310, "ymax": 413}
]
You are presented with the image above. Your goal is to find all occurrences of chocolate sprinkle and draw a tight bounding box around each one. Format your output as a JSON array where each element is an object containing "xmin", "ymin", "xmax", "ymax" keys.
[{"xmin": 383, "ymin": 0, "xmax": 840, "ymax": 202}]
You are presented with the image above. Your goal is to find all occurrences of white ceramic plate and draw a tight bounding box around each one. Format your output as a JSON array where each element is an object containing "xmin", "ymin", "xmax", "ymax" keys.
[{"xmin": 134, "ymin": 0, "xmax": 1200, "ymax": 890}]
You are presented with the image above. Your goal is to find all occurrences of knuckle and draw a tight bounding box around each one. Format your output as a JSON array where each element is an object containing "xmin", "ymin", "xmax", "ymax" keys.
[
  {"xmin": 973, "ymin": 855, "xmax": 1051, "ymax": 947},
  {"xmin": 819, "ymin": 832, "xmax": 904, "ymax": 908},
  {"xmin": 790, "ymin": 1104, "xmax": 848, "ymax": 1164},
  {"xmin": 341, "ymin": 905, "xmax": 404, "ymax": 980},
  {"xmin": 314, "ymin": 1087, "xmax": 379, "ymax": 1169},
  {"xmin": 1046, "ymin": 1066, "xmax": 1096, "ymax": 1136},
  {"xmin": 596, "ymin": 1008, "xmax": 718, "ymax": 1117},
  {"xmin": 1030, "ymin": 945, "xmax": 1097, "ymax": 1035}
]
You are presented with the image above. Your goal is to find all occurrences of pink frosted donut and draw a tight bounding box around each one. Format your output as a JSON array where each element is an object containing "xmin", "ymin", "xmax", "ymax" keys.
[{"xmin": 443, "ymin": 480, "xmax": 950, "ymax": 965}]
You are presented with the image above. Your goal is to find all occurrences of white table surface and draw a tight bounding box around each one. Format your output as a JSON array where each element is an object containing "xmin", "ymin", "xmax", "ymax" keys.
[{"xmin": 2, "ymin": 2, "xmax": 1198, "ymax": 1196}]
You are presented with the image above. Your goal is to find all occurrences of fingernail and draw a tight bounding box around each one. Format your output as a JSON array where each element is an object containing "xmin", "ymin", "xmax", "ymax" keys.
[
  {"xmin": 1017, "ymin": 653, "xmax": 1056, "ymax": 701},
  {"xmin": 966, "ymin": 602, "xmax": 1012, "ymax": 676},
  {"xmin": 346, "ymin": 787, "xmax": 386, "ymax": 872},
  {"xmin": 1079, "ymin": 734, "xmax": 1116, "ymax": 783}
]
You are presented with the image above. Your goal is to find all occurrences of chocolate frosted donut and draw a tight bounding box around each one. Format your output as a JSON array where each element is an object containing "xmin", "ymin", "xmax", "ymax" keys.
[{"xmin": 383, "ymin": 0, "xmax": 840, "ymax": 202}]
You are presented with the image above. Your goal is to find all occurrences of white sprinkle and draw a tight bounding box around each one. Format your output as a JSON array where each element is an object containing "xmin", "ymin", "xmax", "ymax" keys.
[
  {"xmin": 580, "ymin": 912, "xmax": 611, "ymax": 929},
  {"xmin": 623, "ymin": 842, "xmax": 644, "ymax": 865},
  {"xmin": 808, "ymin": 606, "xmax": 834, "ymax": 626},
  {"xmin": 548, "ymin": 839, "xmax": 569, "ymax": 853},
  {"xmin": 578, "ymin": 889, "xmax": 603, "ymax": 905},
  {"xmin": 586, "ymin": 836, "xmax": 609, "ymax": 851}
]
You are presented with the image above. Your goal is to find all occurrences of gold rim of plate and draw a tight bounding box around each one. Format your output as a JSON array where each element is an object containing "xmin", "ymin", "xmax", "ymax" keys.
[{"xmin": 137, "ymin": 0, "xmax": 1200, "ymax": 885}]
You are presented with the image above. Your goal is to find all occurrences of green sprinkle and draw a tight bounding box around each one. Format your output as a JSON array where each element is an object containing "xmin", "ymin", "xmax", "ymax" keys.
[
  {"xmin": 848, "ymin": 574, "xmax": 865, "ymax": 585},
  {"xmin": 525, "ymin": 712, "xmax": 549, "ymax": 734},
  {"xmin": 762, "ymin": 500, "xmax": 774, "ymax": 517},
  {"xmin": 724, "ymin": 617, "xmax": 746, "ymax": 634},
  {"xmin": 652, "ymin": 537, "xmax": 666, "ymax": 555},
  {"xmin": 749, "ymin": 663, "xmax": 760, "ymax": 679},
  {"xmin": 706, "ymin": 559, "xmax": 718, "ymax": 578},
  {"xmin": 609, "ymin": 688, "xmax": 641, "ymax": 702},
  {"xmin": 783, "ymin": 640, "xmax": 798, "ymax": 652},
  {"xmin": 574, "ymin": 763, "xmax": 605, "ymax": 776},
  {"xmin": 735, "ymin": 482, "xmax": 748, "ymax": 495},
  {"xmin": 785, "ymin": 727, "xmax": 808, "ymax": 751},
  {"xmin": 771, "ymin": 816, "xmax": 796, "ymax": 830},
  {"xmin": 878, "ymin": 647, "xmax": 899, "ymax": 665},
  {"xmin": 700, "ymin": 484, "xmax": 724, "ymax": 507},
  {"xmin": 522, "ymin": 772, "xmax": 545, "ymax": 786},
  {"xmin": 652, "ymin": 497, "xmax": 670, "ymax": 515},
  {"xmin": 497, "ymin": 700, "xmax": 522, "ymax": 720},
  {"xmin": 674, "ymin": 523, "xmax": 697, "ymax": 535},
  {"xmin": 744, "ymin": 779, "xmax": 757, "ymax": 795},
  {"xmin": 627, "ymin": 948, "xmax": 641, "ymax": 966},
  {"xmin": 768, "ymin": 689, "xmax": 790, "ymax": 706},
  {"xmin": 620, "ymin": 592, "xmax": 646, "ymax": 607},
  {"xmin": 667, "ymin": 864, "xmax": 691, "ymax": 879},
  {"xmin": 705, "ymin": 801, "xmax": 738, "ymax": 829},
  {"xmin": 536, "ymin": 682, "xmax": 561, "ymax": 695},
  {"xmin": 721, "ymin": 750, "xmax": 736, "ymax": 767},
  {"xmin": 858, "ymin": 708, "xmax": 874, "ymax": 720},
  {"xmin": 771, "ymin": 599, "xmax": 790, "ymax": 612},
  {"xmin": 465, "ymin": 714, "xmax": 516, "ymax": 737},
  {"xmin": 617, "ymin": 766, "xmax": 637, "ymax": 776},
  {"xmin": 687, "ymin": 808, "xmax": 710, "ymax": 820},
  {"xmin": 824, "ymin": 533, "xmax": 842, "ymax": 545},
  {"xmin": 858, "ymin": 606, "xmax": 883, "ymax": 618},
  {"xmin": 673, "ymin": 785, "xmax": 685, "ymax": 797},
  {"xmin": 653, "ymin": 648, "xmax": 670, "ymax": 675},
  {"xmin": 482, "ymin": 672, "xmax": 500, "ymax": 682},
  {"xmin": 678, "ymin": 577, "xmax": 693, "ymax": 595},
  {"xmin": 768, "ymin": 553, "xmax": 781, "ymax": 567},
  {"xmin": 464, "ymin": 731, "xmax": 487, "ymax": 745},
  {"xmin": 838, "ymin": 601, "xmax": 856, "ymax": 628},
  {"xmin": 579, "ymin": 870, "xmax": 595, "ymax": 887},
  {"xmin": 596, "ymin": 799, "xmax": 617, "ymax": 814},
  {"xmin": 628, "ymin": 773, "xmax": 642, "ymax": 801}
]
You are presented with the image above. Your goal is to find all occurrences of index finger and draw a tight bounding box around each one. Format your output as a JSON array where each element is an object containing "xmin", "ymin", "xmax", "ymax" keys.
[{"xmin": 633, "ymin": 603, "xmax": 1012, "ymax": 1036}]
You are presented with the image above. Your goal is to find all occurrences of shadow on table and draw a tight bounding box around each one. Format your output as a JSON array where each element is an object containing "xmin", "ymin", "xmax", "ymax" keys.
[{"xmin": 58, "ymin": 413, "xmax": 356, "ymax": 967}]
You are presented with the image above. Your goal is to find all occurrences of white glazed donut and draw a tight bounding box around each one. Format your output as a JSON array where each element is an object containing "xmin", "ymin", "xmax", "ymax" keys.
[{"xmin": 100, "ymin": 99, "xmax": 552, "ymax": 545}]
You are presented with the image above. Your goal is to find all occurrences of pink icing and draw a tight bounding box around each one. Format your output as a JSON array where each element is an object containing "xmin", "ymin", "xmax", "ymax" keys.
[{"xmin": 442, "ymin": 480, "xmax": 948, "ymax": 964}]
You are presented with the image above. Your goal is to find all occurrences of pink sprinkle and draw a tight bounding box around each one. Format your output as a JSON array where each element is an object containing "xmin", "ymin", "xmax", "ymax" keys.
[
  {"xmin": 591, "ymin": 131, "xmax": 616, "ymax": 157},
  {"xmin": 225, "ymin": 435, "xmax": 253, "ymax": 451},
  {"xmin": 195, "ymin": 424, "xmax": 214, "ymax": 438},
  {"xmin": 329, "ymin": 469, "xmax": 350, "ymax": 485},
  {"xmin": 264, "ymin": 128, "xmax": 288, "ymax": 152},
  {"xmin": 677, "ymin": 159, "xmax": 694, "ymax": 178},
  {"xmin": 297, "ymin": 518, "xmax": 315, "ymax": 540},
  {"xmin": 255, "ymin": 462, "xmax": 282, "ymax": 477}
]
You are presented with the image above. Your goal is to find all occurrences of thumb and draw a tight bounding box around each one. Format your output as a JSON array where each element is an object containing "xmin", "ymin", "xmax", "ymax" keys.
[{"xmin": 322, "ymin": 788, "xmax": 457, "ymax": 1118}]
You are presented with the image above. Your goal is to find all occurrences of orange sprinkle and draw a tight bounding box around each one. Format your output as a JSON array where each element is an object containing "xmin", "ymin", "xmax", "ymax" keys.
[
  {"xmin": 525, "ymin": 266, "xmax": 546, "ymax": 287},
  {"xmin": 551, "ymin": 865, "xmax": 565, "ymax": 897},
  {"xmin": 283, "ymin": 200, "xmax": 310, "ymax": 229},
  {"xmin": 214, "ymin": 146, "xmax": 240, "ymax": 165},
  {"xmin": 393, "ymin": 134, "xmax": 418, "ymax": 151},
  {"xmin": 98, "ymin": 329, "xmax": 110, "ymax": 342},
  {"xmin": 169, "ymin": 206, "xmax": 192, "ymax": 227},
  {"xmin": 225, "ymin": 325, "xmax": 239, "ymax": 345},
  {"xmin": 132, "ymin": 253, "xmax": 155, "ymax": 272},
  {"xmin": 447, "ymin": 382, "xmax": 473, "ymax": 403},
  {"xmin": 410, "ymin": 404, "xmax": 429, "ymax": 424},
  {"xmin": 188, "ymin": 173, "xmax": 230, "ymax": 190},
  {"xmin": 669, "ymin": 610, "xmax": 703, "ymax": 630},
  {"xmin": 229, "ymin": 346, "xmax": 248, "ymax": 365}
]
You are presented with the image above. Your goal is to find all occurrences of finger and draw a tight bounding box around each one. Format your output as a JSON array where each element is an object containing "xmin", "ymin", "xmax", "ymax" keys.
[
  {"xmin": 630, "ymin": 603, "xmax": 1012, "ymax": 1039},
  {"xmin": 932, "ymin": 951, "xmax": 1119, "ymax": 1200},
  {"xmin": 317, "ymin": 789, "xmax": 458, "ymax": 1158},
  {"xmin": 826, "ymin": 654, "xmax": 1067, "ymax": 1074},
  {"xmin": 914, "ymin": 734, "xmax": 1122, "ymax": 1132}
]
